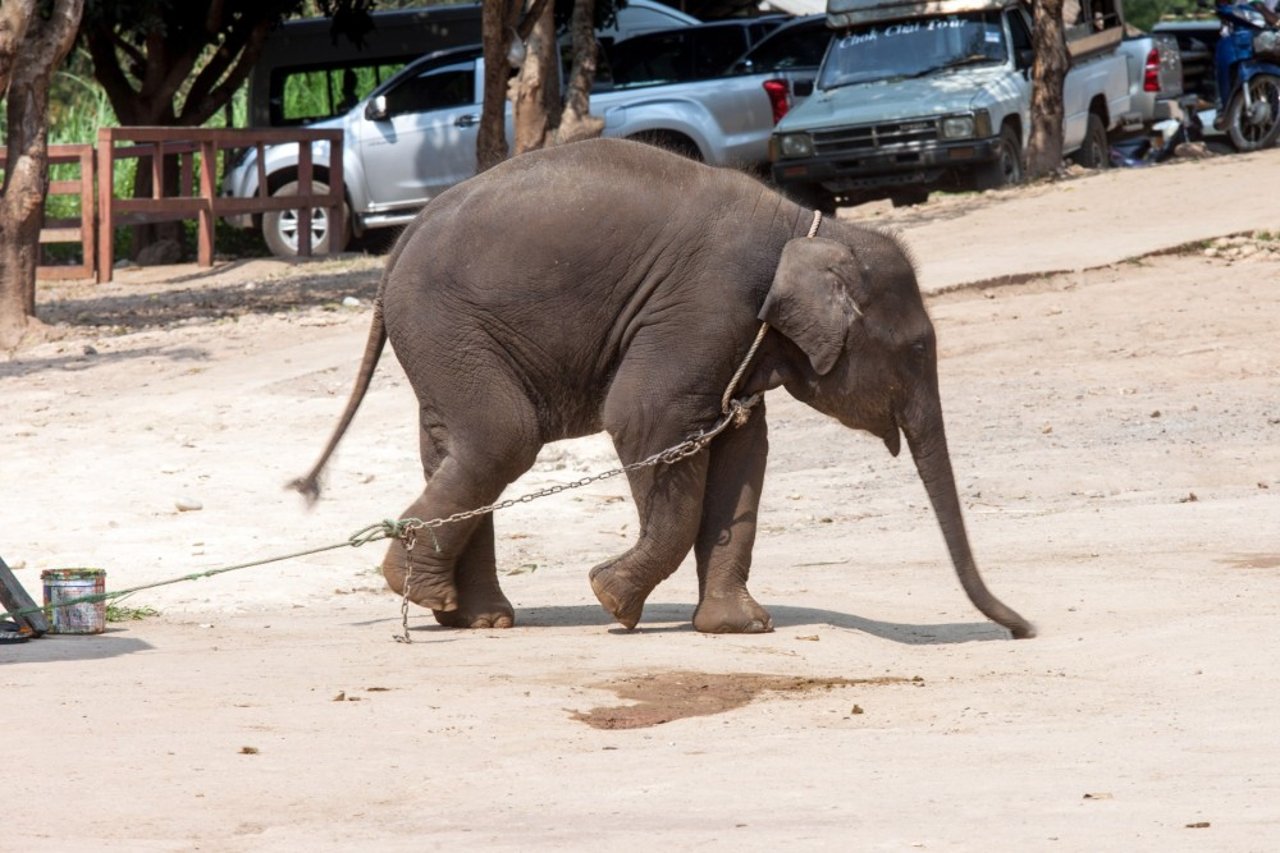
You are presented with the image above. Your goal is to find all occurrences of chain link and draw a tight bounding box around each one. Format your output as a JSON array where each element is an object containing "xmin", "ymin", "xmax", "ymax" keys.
[
  {"xmin": 394, "ymin": 393, "xmax": 761, "ymax": 541},
  {"xmin": 394, "ymin": 529, "xmax": 417, "ymax": 643}
]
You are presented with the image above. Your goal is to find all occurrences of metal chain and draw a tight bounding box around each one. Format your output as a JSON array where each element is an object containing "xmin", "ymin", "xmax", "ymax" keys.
[
  {"xmin": 395, "ymin": 392, "xmax": 763, "ymax": 542},
  {"xmin": 395, "ymin": 529, "xmax": 417, "ymax": 643}
]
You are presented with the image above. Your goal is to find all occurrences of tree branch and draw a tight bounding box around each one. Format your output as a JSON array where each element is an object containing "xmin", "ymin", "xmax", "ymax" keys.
[
  {"xmin": 182, "ymin": 18, "xmax": 273, "ymax": 126},
  {"xmin": 84, "ymin": 20, "xmax": 144, "ymax": 122},
  {"xmin": 517, "ymin": 0, "xmax": 554, "ymax": 41}
]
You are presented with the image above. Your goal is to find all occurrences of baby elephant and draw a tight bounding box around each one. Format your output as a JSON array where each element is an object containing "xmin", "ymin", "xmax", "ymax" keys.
[{"xmin": 293, "ymin": 138, "xmax": 1033, "ymax": 639}]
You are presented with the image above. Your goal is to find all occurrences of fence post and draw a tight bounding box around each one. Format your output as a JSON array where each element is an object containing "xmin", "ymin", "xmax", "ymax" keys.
[
  {"xmin": 96, "ymin": 128, "xmax": 114, "ymax": 283},
  {"xmin": 78, "ymin": 146, "xmax": 96, "ymax": 280},
  {"xmin": 329, "ymin": 137, "xmax": 344, "ymax": 253},
  {"xmin": 297, "ymin": 138, "xmax": 313, "ymax": 257},
  {"xmin": 197, "ymin": 140, "xmax": 217, "ymax": 267}
]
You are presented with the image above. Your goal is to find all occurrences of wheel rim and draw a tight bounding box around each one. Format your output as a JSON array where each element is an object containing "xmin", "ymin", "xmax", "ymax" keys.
[
  {"xmin": 277, "ymin": 205, "xmax": 328, "ymax": 253},
  {"xmin": 1089, "ymin": 132, "xmax": 1106, "ymax": 167},
  {"xmin": 1236, "ymin": 77, "xmax": 1280, "ymax": 146},
  {"xmin": 1001, "ymin": 140, "xmax": 1021, "ymax": 184}
]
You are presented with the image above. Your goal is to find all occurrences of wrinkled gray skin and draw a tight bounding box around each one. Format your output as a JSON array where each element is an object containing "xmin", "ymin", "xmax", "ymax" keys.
[{"xmin": 294, "ymin": 138, "xmax": 1033, "ymax": 639}]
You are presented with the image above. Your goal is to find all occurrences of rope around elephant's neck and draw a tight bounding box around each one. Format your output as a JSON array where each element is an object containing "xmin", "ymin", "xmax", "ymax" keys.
[
  {"xmin": 807, "ymin": 209, "xmax": 822, "ymax": 239},
  {"xmin": 718, "ymin": 210, "xmax": 819, "ymax": 415}
]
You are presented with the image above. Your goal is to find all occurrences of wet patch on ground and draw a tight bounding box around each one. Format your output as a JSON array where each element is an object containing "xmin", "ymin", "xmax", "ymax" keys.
[
  {"xmin": 1221, "ymin": 554, "xmax": 1280, "ymax": 570},
  {"xmin": 570, "ymin": 670, "xmax": 920, "ymax": 730}
]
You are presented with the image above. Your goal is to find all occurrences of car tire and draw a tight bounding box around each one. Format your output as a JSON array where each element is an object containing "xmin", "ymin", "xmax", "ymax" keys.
[
  {"xmin": 1226, "ymin": 73, "xmax": 1280, "ymax": 152},
  {"xmin": 1072, "ymin": 113, "xmax": 1110, "ymax": 169},
  {"xmin": 972, "ymin": 124, "xmax": 1023, "ymax": 191},
  {"xmin": 262, "ymin": 180, "xmax": 350, "ymax": 259},
  {"xmin": 890, "ymin": 188, "xmax": 929, "ymax": 208},
  {"xmin": 784, "ymin": 182, "xmax": 836, "ymax": 215}
]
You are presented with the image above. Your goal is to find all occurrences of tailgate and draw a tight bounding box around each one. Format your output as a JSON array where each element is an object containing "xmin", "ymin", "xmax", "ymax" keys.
[{"xmin": 1153, "ymin": 33, "xmax": 1184, "ymax": 99}]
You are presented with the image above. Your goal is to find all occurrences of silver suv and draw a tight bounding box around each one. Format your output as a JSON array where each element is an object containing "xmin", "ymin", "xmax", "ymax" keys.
[{"xmin": 222, "ymin": 16, "xmax": 831, "ymax": 257}]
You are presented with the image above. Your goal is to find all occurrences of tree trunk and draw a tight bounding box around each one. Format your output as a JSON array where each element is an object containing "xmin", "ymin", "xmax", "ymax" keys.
[
  {"xmin": 513, "ymin": 0, "xmax": 560, "ymax": 155},
  {"xmin": 554, "ymin": 0, "xmax": 605, "ymax": 145},
  {"xmin": 478, "ymin": 0, "xmax": 521, "ymax": 173},
  {"xmin": 0, "ymin": 0, "xmax": 85, "ymax": 351},
  {"xmin": 478, "ymin": 0, "xmax": 555, "ymax": 172},
  {"xmin": 1026, "ymin": 0, "xmax": 1069, "ymax": 179}
]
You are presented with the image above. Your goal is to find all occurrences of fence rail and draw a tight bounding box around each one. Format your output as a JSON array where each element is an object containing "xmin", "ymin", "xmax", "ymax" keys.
[
  {"xmin": 97, "ymin": 126, "xmax": 344, "ymax": 282},
  {"xmin": 0, "ymin": 143, "xmax": 96, "ymax": 280}
]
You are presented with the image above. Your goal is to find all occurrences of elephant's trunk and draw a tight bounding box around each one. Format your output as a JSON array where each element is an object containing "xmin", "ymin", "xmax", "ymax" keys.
[{"xmin": 902, "ymin": 400, "xmax": 1035, "ymax": 639}]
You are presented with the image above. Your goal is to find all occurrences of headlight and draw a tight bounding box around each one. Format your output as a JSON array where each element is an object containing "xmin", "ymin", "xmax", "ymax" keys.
[
  {"xmin": 776, "ymin": 133, "xmax": 815, "ymax": 159},
  {"xmin": 941, "ymin": 115, "xmax": 976, "ymax": 139}
]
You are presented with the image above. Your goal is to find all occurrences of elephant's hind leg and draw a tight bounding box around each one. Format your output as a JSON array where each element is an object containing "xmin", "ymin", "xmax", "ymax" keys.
[
  {"xmin": 381, "ymin": 513, "xmax": 514, "ymax": 628},
  {"xmin": 692, "ymin": 401, "xmax": 773, "ymax": 634},
  {"xmin": 382, "ymin": 447, "xmax": 532, "ymax": 619},
  {"xmin": 432, "ymin": 515, "xmax": 514, "ymax": 628}
]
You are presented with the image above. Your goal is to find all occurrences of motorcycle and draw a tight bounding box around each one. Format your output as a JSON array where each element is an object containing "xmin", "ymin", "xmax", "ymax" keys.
[{"xmin": 1212, "ymin": 2, "xmax": 1280, "ymax": 151}]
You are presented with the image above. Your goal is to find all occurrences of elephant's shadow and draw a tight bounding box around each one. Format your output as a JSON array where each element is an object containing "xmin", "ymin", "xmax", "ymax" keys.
[{"xmin": 514, "ymin": 602, "xmax": 1011, "ymax": 644}]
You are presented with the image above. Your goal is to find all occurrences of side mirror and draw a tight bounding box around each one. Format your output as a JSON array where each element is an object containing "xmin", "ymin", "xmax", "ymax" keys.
[
  {"xmin": 793, "ymin": 79, "xmax": 814, "ymax": 97},
  {"xmin": 365, "ymin": 95, "xmax": 389, "ymax": 122},
  {"xmin": 734, "ymin": 59, "xmax": 754, "ymax": 74},
  {"xmin": 1017, "ymin": 48, "xmax": 1034, "ymax": 70}
]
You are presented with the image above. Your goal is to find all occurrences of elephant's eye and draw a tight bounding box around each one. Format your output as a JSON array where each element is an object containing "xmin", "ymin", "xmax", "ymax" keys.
[{"xmin": 910, "ymin": 341, "xmax": 927, "ymax": 359}]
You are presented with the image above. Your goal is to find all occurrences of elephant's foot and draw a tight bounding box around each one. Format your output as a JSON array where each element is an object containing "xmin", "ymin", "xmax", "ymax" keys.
[
  {"xmin": 693, "ymin": 588, "xmax": 774, "ymax": 634},
  {"xmin": 589, "ymin": 562, "xmax": 653, "ymax": 630},
  {"xmin": 432, "ymin": 587, "xmax": 515, "ymax": 629},
  {"xmin": 382, "ymin": 559, "xmax": 458, "ymax": 613}
]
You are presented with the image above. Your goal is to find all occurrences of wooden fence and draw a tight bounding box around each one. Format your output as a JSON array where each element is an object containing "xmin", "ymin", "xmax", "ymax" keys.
[
  {"xmin": 97, "ymin": 126, "xmax": 344, "ymax": 282},
  {"xmin": 0, "ymin": 143, "xmax": 96, "ymax": 280}
]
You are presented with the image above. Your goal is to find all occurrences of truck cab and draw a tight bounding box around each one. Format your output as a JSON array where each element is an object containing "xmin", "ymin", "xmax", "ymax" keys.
[{"xmin": 771, "ymin": 0, "xmax": 1133, "ymax": 209}]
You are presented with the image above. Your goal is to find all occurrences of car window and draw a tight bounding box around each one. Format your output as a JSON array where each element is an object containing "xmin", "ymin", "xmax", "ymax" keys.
[
  {"xmin": 610, "ymin": 31, "xmax": 692, "ymax": 86},
  {"xmin": 691, "ymin": 28, "xmax": 752, "ymax": 78},
  {"xmin": 383, "ymin": 63, "xmax": 476, "ymax": 115},
  {"xmin": 820, "ymin": 12, "xmax": 1007, "ymax": 89},
  {"xmin": 1006, "ymin": 9, "xmax": 1032, "ymax": 57},
  {"xmin": 275, "ymin": 62, "xmax": 405, "ymax": 124},
  {"xmin": 743, "ymin": 23, "xmax": 830, "ymax": 72},
  {"xmin": 609, "ymin": 24, "xmax": 762, "ymax": 88}
]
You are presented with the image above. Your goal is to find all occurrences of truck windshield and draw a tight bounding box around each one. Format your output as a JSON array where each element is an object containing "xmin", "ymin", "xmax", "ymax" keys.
[{"xmin": 819, "ymin": 13, "xmax": 1007, "ymax": 90}]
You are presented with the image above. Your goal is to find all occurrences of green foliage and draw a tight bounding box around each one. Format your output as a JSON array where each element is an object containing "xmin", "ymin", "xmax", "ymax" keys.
[{"xmin": 1126, "ymin": 0, "xmax": 1211, "ymax": 30}]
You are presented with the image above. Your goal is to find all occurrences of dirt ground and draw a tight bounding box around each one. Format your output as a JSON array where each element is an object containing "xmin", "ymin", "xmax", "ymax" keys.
[{"xmin": 3, "ymin": 155, "xmax": 1279, "ymax": 850}]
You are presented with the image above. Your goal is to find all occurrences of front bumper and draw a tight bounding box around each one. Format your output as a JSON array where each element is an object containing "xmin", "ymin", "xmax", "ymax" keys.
[{"xmin": 772, "ymin": 135, "xmax": 1001, "ymax": 194}]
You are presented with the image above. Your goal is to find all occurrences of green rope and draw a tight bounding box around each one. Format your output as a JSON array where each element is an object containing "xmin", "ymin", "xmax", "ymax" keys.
[{"xmin": 0, "ymin": 519, "xmax": 407, "ymax": 623}]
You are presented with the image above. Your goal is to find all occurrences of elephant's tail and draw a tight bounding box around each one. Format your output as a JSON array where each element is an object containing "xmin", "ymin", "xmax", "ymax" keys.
[{"xmin": 288, "ymin": 298, "xmax": 387, "ymax": 504}]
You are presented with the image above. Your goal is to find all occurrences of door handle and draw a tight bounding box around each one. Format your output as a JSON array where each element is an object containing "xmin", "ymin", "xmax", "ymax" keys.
[{"xmin": 455, "ymin": 114, "xmax": 480, "ymax": 128}]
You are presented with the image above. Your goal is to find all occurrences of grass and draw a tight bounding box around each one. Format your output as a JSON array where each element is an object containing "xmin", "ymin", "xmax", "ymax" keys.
[{"xmin": 106, "ymin": 603, "xmax": 161, "ymax": 622}]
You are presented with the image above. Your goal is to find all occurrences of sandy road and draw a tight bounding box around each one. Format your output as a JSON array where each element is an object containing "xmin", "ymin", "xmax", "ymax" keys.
[{"xmin": 3, "ymin": 156, "xmax": 1279, "ymax": 850}]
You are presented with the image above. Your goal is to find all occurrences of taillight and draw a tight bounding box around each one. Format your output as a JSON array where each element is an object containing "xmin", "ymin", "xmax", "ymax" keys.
[
  {"xmin": 763, "ymin": 79, "xmax": 790, "ymax": 124},
  {"xmin": 1143, "ymin": 48, "xmax": 1160, "ymax": 93}
]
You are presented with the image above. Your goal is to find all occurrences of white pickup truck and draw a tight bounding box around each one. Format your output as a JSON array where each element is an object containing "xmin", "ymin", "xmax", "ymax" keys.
[{"xmin": 770, "ymin": 0, "xmax": 1137, "ymax": 209}]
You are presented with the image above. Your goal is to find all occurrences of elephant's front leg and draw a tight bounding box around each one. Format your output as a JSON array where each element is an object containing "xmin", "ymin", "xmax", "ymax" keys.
[
  {"xmin": 588, "ymin": 444, "xmax": 710, "ymax": 630},
  {"xmin": 692, "ymin": 400, "xmax": 773, "ymax": 634}
]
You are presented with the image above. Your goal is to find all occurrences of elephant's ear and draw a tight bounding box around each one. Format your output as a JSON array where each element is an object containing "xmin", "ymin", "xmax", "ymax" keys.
[{"xmin": 759, "ymin": 236, "xmax": 864, "ymax": 376}]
